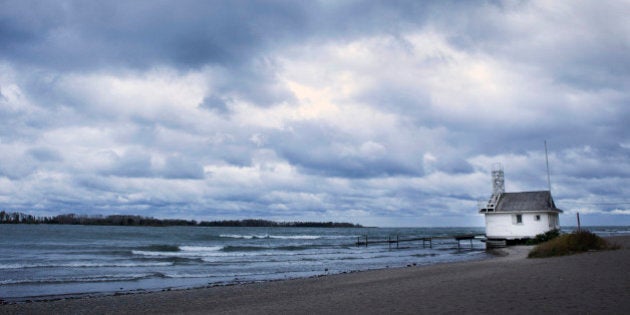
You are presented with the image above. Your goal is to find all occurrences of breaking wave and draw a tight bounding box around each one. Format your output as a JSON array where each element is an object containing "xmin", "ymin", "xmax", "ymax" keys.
[{"xmin": 219, "ymin": 234, "xmax": 322, "ymax": 240}]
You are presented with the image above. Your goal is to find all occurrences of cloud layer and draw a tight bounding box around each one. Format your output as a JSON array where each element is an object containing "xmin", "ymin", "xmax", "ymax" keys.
[{"xmin": 1, "ymin": 0, "xmax": 629, "ymax": 226}]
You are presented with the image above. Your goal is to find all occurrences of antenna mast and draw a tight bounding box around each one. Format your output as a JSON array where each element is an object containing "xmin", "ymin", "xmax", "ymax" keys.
[{"xmin": 545, "ymin": 140, "xmax": 551, "ymax": 193}]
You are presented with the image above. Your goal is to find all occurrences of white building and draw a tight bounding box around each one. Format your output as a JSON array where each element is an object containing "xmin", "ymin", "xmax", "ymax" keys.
[{"xmin": 479, "ymin": 165, "xmax": 562, "ymax": 247}]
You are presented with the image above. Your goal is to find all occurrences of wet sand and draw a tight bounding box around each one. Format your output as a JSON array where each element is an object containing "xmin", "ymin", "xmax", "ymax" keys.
[{"xmin": 2, "ymin": 236, "xmax": 629, "ymax": 314}]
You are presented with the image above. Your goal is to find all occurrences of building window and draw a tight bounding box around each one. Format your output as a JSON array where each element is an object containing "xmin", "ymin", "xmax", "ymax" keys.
[
  {"xmin": 515, "ymin": 214, "xmax": 523, "ymax": 224},
  {"xmin": 535, "ymin": 215, "xmax": 541, "ymax": 221}
]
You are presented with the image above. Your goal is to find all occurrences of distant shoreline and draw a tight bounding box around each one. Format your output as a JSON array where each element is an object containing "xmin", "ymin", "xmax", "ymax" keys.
[{"xmin": 0, "ymin": 211, "xmax": 363, "ymax": 228}]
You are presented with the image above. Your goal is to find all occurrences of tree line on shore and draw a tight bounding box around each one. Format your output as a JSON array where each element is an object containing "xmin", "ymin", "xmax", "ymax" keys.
[{"xmin": 0, "ymin": 211, "xmax": 363, "ymax": 228}]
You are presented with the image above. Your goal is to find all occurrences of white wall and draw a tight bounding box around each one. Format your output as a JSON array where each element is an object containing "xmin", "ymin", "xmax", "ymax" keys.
[{"xmin": 485, "ymin": 212, "xmax": 557, "ymax": 239}]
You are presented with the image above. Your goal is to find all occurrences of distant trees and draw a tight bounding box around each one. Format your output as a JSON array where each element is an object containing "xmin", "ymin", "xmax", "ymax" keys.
[
  {"xmin": 0, "ymin": 211, "xmax": 196, "ymax": 226},
  {"xmin": 0, "ymin": 211, "xmax": 42, "ymax": 224},
  {"xmin": 0, "ymin": 211, "xmax": 363, "ymax": 228}
]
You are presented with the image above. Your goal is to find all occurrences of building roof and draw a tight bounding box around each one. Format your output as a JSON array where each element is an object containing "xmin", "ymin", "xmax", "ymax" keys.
[{"xmin": 493, "ymin": 191, "xmax": 563, "ymax": 213}]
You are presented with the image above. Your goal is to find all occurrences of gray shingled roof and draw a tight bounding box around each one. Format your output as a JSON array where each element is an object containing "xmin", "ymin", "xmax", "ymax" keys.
[{"xmin": 494, "ymin": 191, "xmax": 563, "ymax": 213}]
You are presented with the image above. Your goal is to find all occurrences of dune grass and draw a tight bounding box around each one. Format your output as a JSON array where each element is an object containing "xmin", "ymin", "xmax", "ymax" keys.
[
  {"xmin": 526, "ymin": 229, "xmax": 560, "ymax": 245},
  {"xmin": 528, "ymin": 230, "xmax": 619, "ymax": 258}
]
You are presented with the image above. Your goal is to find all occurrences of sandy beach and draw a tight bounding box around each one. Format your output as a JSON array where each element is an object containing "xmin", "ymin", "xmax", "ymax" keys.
[{"xmin": 2, "ymin": 235, "xmax": 629, "ymax": 314}]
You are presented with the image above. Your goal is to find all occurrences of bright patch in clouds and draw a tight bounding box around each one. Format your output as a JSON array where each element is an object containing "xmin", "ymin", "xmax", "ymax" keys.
[{"xmin": 0, "ymin": 0, "xmax": 628, "ymax": 226}]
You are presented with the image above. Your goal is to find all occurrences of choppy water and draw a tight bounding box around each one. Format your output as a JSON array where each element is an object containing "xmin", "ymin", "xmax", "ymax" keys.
[
  {"xmin": 0, "ymin": 225, "xmax": 492, "ymax": 302},
  {"xmin": 0, "ymin": 224, "xmax": 630, "ymax": 302},
  {"xmin": 6, "ymin": 224, "xmax": 626, "ymax": 302}
]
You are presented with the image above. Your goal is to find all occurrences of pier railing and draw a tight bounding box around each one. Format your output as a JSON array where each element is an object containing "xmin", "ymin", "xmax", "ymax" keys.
[{"xmin": 356, "ymin": 234, "xmax": 482, "ymax": 249}]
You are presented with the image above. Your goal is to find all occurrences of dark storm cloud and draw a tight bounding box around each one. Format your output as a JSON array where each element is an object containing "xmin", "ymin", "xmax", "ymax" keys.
[
  {"xmin": 0, "ymin": 0, "xmax": 307, "ymax": 70},
  {"xmin": 105, "ymin": 150, "xmax": 154, "ymax": 178},
  {"xmin": 0, "ymin": 157, "xmax": 34, "ymax": 180},
  {"xmin": 199, "ymin": 94, "xmax": 230, "ymax": 115},
  {"xmin": 269, "ymin": 121, "xmax": 423, "ymax": 178},
  {"xmin": 208, "ymin": 59, "xmax": 297, "ymax": 107},
  {"xmin": 162, "ymin": 155, "xmax": 205, "ymax": 179},
  {"xmin": 0, "ymin": 0, "xmax": 443, "ymax": 109},
  {"xmin": 357, "ymin": 83, "xmax": 434, "ymax": 126},
  {"xmin": 101, "ymin": 148, "xmax": 205, "ymax": 179},
  {"xmin": 1, "ymin": 0, "xmax": 312, "ymax": 107},
  {"xmin": 557, "ymin": 145, "xmax": 630, "ymax": 180},
  {"xmin": 0, "ymin": 0, "xmax": 457, "ymax": 71},
  {"xmin": 27, "ymin": 147, "xmax": 63, "ymax": 162}
]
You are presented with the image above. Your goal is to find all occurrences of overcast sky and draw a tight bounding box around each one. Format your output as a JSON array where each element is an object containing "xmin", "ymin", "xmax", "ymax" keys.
[{"xmin": 1, "ymin": 0, "xmax": 628, "ymax": 227}]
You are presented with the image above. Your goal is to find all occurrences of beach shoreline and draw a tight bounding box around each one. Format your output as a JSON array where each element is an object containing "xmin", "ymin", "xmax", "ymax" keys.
[
  {"xmin": 2, "ymin": 235, "xmax": 629, "ymax": 314},
  {"xmin": 0, "ymin": 245, "xmax": 494, "ymax": 305}
]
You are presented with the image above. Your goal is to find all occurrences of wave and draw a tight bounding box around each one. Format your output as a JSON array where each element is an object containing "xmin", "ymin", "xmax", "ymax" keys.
[
  {"xmin": 139, "ymin": 244, "xmax": 180, "ymax": 252},
  {"xmin": 221, "ymin": 246, "xmax": 267, "ymax": 252},
  {"xmin": 219, "ymin": 234, "xmax": 267, "ymax": 239},
  {"xmin": 221, "ymin": 245, "xmax": 313, "ymax": 252},
  {"xmin": 0, "ymin": 261, "xmax": 173, "ymax": 270},
  {"xmin": 275, "ymin": 245, "xmax": 312, "ymax": 251},
  {"xmin": 132, "ymin": 245, "xmax": 224, "ymax": 257},
  {"xmin": 142, "ymin": 256, "xmax": 205, "ymax": 264},
  {"xmin": 270, "ymin": 235, "xmax": 321, "ymax": 240},
  {"xmin": 219, "ymin": 234, "xmax": 322, "ymax": 240},
  {"xmin": 130, "ymin": 245, "xmax": 221, "ymax": 257},
  {"xmin": 180, "ymin": 246, "xmax": 223, "ymax": 252},
  {"xmin": 131, "ymin": 243, "xmax": 319, "ymax": 259}
]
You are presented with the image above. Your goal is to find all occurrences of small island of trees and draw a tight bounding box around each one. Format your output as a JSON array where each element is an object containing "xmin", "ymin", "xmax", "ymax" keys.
[{"xmin": 0, "ymin": 211, "xmax": 363, "ymax": 228}]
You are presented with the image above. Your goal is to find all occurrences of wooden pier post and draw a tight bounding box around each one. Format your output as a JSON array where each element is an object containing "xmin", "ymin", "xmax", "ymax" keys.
[
  {"xmin": 577, "ymin": 212, "xmax": 581, "ymax": 232},
  {"xmin": 421, "ymin": 237, "xmax": 433, "ymax": 249}
]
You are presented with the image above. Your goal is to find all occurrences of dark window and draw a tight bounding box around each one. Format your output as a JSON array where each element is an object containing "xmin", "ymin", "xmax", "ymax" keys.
[
  {"xmin": 516, "ymin": 214, "xmax": 523, "ymax": 224},
  {"xmin": 535, "ymin": 215, "xmax": 541, "ymax": 221}
]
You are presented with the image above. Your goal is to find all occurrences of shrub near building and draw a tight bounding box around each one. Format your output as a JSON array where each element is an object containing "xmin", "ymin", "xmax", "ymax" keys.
[
  {"xmin": 526, "ymin": 229, "xmax": 560, "ymax": 245},
  {"xmin": 528, "ymin": 230, "xmax": 620, "ymax": 258}
]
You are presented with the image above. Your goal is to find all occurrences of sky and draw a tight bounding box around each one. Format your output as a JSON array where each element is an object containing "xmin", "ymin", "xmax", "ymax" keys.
[{"xmin": 0, "ymin": 0, "xmax": 629, "ymax": 227}]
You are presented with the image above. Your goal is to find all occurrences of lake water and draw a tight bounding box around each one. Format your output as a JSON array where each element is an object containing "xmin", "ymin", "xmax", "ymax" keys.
[
  {"xmin": 0, "ymin": 225, "xmax": 490, "ymax": 302},
  {"xmin": 3, "ymin": 224, "xmax": 628, "ymax": 302}
]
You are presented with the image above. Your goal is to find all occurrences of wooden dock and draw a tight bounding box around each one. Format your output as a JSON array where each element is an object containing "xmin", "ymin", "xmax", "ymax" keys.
[{"xmin": 355, "ymin": 234, "xmax": 481, "ymax": 249}]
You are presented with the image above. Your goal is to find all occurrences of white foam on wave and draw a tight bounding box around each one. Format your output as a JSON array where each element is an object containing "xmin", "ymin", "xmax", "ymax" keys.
[
  {"xmin": 180, "ymin": 246, "xmax": 223, "ymax": 252},
  {"xmin": 219, "ymin": 234, "xmax": 322, "ymax": 240},
  {"xmin": 269, "ymin": 235, "xmax": 321, "ymax": 240},
  {"xmin": 198, "ymin": 252, "xmax": 265, "ymax": 262},
  {"xmin": 219, "ymin": 234, "xmax": 268, "ymax": 239},
  {"xmin": 132, "ymin": 245, "xmax": 227, "ymax": 258},
  {"xmin": 131, "ymin": 250, "xmax": 173, "ymax": 257},
  {"xmin": 162, "ymin": 273, "xmax": 220, "ymax": 279}
]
